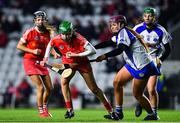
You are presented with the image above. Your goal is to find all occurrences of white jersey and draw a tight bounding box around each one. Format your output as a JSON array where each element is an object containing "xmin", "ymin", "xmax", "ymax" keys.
[
  {"xmin": 111, "ymin": 28, "xmax": 151, "ymax": 70},
  {"xmin": 133, "ymin": 22, "xmax": 172, "ymax": 58}
]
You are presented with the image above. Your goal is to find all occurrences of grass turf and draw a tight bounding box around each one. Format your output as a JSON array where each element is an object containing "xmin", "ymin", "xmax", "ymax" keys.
[{"xmin": 0, "ymin": 108, "xmax": 180, "ymax": 122}]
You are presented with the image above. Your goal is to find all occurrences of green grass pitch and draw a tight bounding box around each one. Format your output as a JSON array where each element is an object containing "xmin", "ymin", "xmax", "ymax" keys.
[{"xmin": 0, "ymin": 108, "xmax": 180, "ymax": 122}]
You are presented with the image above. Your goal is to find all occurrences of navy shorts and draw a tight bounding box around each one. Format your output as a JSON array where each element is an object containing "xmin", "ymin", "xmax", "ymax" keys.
[{"xmin": 125, "ymin": 62, "xmax": 161, "ymax": 79}]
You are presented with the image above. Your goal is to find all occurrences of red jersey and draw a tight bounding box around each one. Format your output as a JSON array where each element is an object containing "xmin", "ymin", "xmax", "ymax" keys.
[
  {"xmin": 50, "ymin": 32, "xmax": 89, "ymax": 64},
  {"xmin": 22, "ymin": 27, "xmax": 50, "ymax": 60}
]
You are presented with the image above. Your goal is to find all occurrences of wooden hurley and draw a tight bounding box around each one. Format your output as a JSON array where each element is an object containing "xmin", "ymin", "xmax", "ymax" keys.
[{"xmin": 36, "ymin": 61, "xmax": 73, "ymax": 78}]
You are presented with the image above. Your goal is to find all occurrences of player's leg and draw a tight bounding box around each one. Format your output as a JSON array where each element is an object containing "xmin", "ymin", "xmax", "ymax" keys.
[
  {"xmin": 41, "ymin": 74, "xmax": 53, "ymax": 117},
  {"xmin": 147, "ymin": 75, "xmax": 159, "ymax": 115},
  {"xmin": 80, "ymin": 71, "xmax": 113, "ymax": 112},
  {"xmin": 29, "ymin": 75, "xmax": 44, "ymax": 117},
  {"xmin": 60, "ymin": 70, "xmax": 76, "ymax": 118},
  {"xmin": 80, "ymin": 71, "xmax": 119, "ymax": 120},
  {"xmin": 113, "ymin": 66, "xmax": 133, "ymax": 119},
  {"xmin": 133, "ymin": 78, "xmax": 159, "ymax": 120}
]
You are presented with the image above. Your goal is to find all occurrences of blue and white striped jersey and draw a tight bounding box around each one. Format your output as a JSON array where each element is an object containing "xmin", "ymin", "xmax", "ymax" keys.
[
  {"xmin": 111, "ymin": 28, "xmax": 152, "ymax": 70},
  {"xmin": 133, "ymin": 22, "xmax": 172, "ymax": 58}
]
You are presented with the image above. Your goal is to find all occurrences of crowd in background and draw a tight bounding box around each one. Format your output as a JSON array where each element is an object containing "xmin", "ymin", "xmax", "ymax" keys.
[
  {"xmin": 0, "ymin": 0, "xmax": 180, "ymax": 109},
  {"xmin": 0, "ymin": 0, "xmax": 180, "ymax": 47}
]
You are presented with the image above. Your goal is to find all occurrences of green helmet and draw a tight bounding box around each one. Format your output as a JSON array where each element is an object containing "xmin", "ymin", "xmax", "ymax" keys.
[
  {"xmin": 59, "ymin": 21, "xmax": 73, "ymax": 34},
  {"xmin": 143, "ymin": 7, "xmax": 157, "ymax": 16}
]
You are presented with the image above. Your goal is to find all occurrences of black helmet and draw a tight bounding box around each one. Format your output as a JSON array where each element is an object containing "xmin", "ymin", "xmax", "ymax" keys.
[{"xmin": 33, "ymin": 11, "xmax": 48, "ymax": 21}]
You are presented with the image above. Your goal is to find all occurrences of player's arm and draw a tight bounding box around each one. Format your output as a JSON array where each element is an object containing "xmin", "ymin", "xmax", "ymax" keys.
[
  {"xmin": 96, "ymin": 43, "xmax": 127, "ymax": 62},
  {"xmin": 43, "ymin": 41, "xmax": 53, "ymax": 60},
  {"xmin": 94, "ymin": 40, "xmax": 116, "ymax": 49},
  {"xmin": 159, "ymin": 42, "xmax": 171, "ymax": 62},
  {"xmin": 67, "ymin": 42, "xmax": 96, "ymax": 57},
  {"xmin": 16, "ymin": 38, "xmax": 41, "ymax": 55}
]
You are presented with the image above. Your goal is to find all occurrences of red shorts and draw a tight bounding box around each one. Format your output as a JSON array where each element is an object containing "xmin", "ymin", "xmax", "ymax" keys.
[
  {"xmin": 71, "ymin": 63, "xmax": 92, "ymax": 73},
  {"xmin": 23, "ymin": 59, "xmax": 49, "ymax": 75}
]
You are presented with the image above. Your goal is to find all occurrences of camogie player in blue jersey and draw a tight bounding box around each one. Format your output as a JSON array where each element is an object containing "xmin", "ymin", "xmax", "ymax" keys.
[
  {"xmin": 95, "ymin": 15, "xmax": 161, "ymax": 120},
  {"xmin": 133, "ymin": 7, "xmax": 172, "ymax": 118}
]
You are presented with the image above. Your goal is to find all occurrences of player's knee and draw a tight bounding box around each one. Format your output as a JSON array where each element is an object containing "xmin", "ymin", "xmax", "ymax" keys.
[
  {"xmin": 113, "ymin": 80, "xmax": 123, "ymax": 88},
  {"xmin": 148, "ymin": 89, "xmax": 157, "ymax": 96},
  {"xmin": 37, "ymin": 85, "xmax": 44, "ymax": 92},
  {"xmin": 46, "ymin": 86, "xmax": 53, "ymax": 94}
]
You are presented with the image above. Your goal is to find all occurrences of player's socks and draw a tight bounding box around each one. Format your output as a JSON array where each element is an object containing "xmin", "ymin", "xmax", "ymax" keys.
[
  {"xmin": 64, "ymin": 101, "xmax": 74, "ymax": 118},
  {"xmin": 65, "ymin": 101, "xmax": 73, "ymax": 111},
  {"xmin": 115, "ymin": 105, "xmax": 123, "ymax": 113},
  {"xmin": 152, "ymin": 107, "xmax": 157, "ymax": 115},
  {"xmin": 43, "ymin": 104, "xmax": 52, "ymax": 117},
  {"xmin": 38, "ymin": 106, "xmax": 47, "ymax": 118},
  {"xmin": 115, "ymin": 106, "xmax": 124, "ymax": 119},
  {"xmin": 38, "ymin": 106, "xmax": 43, "ymax": 114}
]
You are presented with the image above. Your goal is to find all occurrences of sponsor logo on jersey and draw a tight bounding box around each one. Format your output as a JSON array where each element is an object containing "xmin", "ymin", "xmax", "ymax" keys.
[
  {"xmin": 153, "ymin": 38, "xmax": 158, "ymax": 42},
  {"xmin": 139, "ymin": 73, "xmax": 144, "ymax": 77},
  {"xmin": 59, "ymin": 45, "xmax": 64, "ymax": 49},
  {"xmin": 34, "ymin": 36, "xmax": 40, "ymax": 40}
]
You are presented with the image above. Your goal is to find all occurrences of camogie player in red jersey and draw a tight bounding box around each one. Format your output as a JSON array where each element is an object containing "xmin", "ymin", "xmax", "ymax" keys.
[
  {"xmin": 16, "ymin": 11, "xmax": 54, "ymax": 118},
  {"xmin": 40, "ymin": 21, "xmax": 119, "ymax": 120}
]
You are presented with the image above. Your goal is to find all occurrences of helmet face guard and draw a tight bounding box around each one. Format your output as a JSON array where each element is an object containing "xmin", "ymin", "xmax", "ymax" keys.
[
  {"xmin": 59, "ymin": 21, "xmax": 74, "ymax": 41},
  {"xmin": 33, "ymin": 11, "xmax": 48, "ymax": 21},
  {"xmin": 33, "ymin": 11, "xmax": 48, "ymax": 29},
  {"xmin": 59, "ymin": 21, "xmax": 73, "ymax": 34},
  {"xmin": 143, "ymin": 7, "xmax": 157, "ymax": 25},
  {"xmin": 109, "ymin": 15, "xmax": 127, "ymax": 33},
  {"xmin": 143, "ymin": 7, "xmax": 157, "ymax": 16}
]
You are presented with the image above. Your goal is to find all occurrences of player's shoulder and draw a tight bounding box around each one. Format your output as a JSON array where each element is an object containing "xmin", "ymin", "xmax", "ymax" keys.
[
  {"xmin": 156, "ymin": 24, "xmax": 168, "ymax": 32},
  {"xmin": 51, "ymin": 35, "xmax": 63, "ymax": 43},
  {"xmin": 75, "ymin": 32, "xmax": 88, "ymax": 42},
  {"xmin": 52, "ymin": 35, "xmax": 61, "ymax": 40},
  {"xmin": 133, "ymin": 22, "xmax": 144, "ymax": 30},
  {"xmin": 23, "ymin": 27, "xmax": 35, "ymax": 35}
]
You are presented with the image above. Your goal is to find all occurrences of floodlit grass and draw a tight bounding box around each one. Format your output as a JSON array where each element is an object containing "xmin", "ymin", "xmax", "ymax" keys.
[{"xmin": 0, "ymin": 108, "xmax": 180, "ymax": 122}]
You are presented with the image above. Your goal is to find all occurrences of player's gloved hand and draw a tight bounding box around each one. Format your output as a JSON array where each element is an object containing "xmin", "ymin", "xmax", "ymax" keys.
[
  {"xmin": 40, "ymin": 57, "xmax": 48, "ymax": 66},
  {"xmin": 96, "ymin": 54, "xmax": 107, "ymax": 62}
]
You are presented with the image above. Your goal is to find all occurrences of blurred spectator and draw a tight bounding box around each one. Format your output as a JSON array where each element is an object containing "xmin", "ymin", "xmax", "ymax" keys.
[
  {"xmin": 126, "ymin": 4, "xmax": 141, "ymax": 27},
  {"xmin": 74, "ymin": 18, "xmax": 85, "ymax": 35},
  {"xmin": 71, "ymin": 0, "xmax": 83, "ymax": 16},
  {"xmin": 15, "ymin": 78, "xmax": 32, "ymax": 108},
  {"xmin": 0, "ymin": 25, "xmax": 8, "ymax": 47},
  {"xmin": 97, "ymin": 19, "xmax": 107, "ymax": 34},
  {"xmin": 80, "ymin": 1, "xmax": 93, "ymax": 15},
  {"xmin": 51, "ymin": 16, "xmax": 62, "ymax": 30},
  {"xmin": 8, "ymin": 15, "xmax": 21, "ymax": 32},
  {"xmin": 158, "ymin": 0, "xmax": 180, "ymax": 28},
  {"xmin": 83, "ymin": 20, "xmax": 97, "ymax": 40},
  {"xmin": 96, "ymin": 18, "xmax": 113, "ymax": 43},
  {"xmin": 98, "ymin": 27, "xmax": 112, "ymax": 43},
  {"xmin": 100, "ymin": 0, "xmax": 117, "ymax": 15},
  {"xmin": 2, "ymin": 81, "xmax": 16, "ymax": 108}
]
